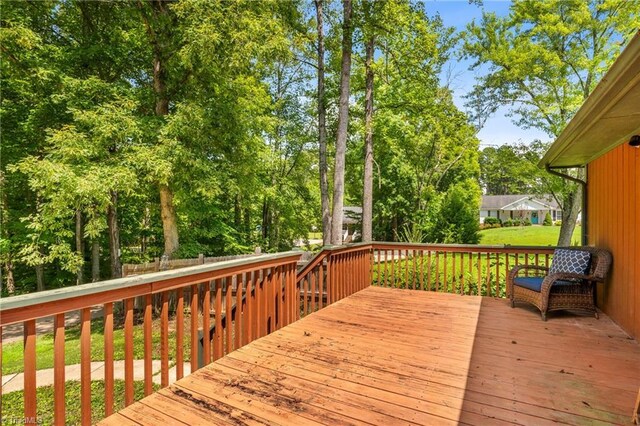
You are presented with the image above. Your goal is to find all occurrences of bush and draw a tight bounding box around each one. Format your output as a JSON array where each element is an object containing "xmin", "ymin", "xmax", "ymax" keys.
[
  {"xmin": 484, "ymin": 217, "xmax": 501, "ymax": 226},
  {"xmin": 502, "ymin": 219, "xmax": 515, "ymax": 227},
  {"xmin": 522, "ymin": 218, "xmax": 532, "ymax": 226},
  {"xmin": 542, "ymin": 212, "xmax": 553, "ymax": 226},
  {"xmin": 554, "ymin": 220, "xmax": 562, "ymax": 226}
]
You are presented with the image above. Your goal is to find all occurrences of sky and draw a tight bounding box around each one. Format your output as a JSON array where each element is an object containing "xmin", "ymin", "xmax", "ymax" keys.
[{"xmin": 424, "ymin": 0, "xmax": 551, "ymax": 147}]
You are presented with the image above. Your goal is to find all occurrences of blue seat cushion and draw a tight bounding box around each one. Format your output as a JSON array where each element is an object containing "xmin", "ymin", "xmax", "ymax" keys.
[{"xmin": 513, "ymin": 276, "xmax": 577, "ymax": 292}]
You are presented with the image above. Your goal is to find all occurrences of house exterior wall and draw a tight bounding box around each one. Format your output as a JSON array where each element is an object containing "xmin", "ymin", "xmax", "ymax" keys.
[{"xmin": 588, "ymin": 142, "xmax": 640, "ymax": 339}]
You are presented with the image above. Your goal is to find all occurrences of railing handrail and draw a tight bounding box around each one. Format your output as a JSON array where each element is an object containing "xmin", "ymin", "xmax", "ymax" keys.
[
  {"xmin": 0, "ymin": 251, "xmax": 301, "ymax": 325},
  {"xmin": 371, "ymin": 242, "xmax": 561, "ymax": 251},
  {"xmin": 296, "ymin": 243, "xmax": 372, "ymax": 283}
]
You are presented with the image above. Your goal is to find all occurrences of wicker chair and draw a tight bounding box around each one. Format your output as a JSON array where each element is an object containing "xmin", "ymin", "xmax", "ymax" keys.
[{"xmin": 507, "ymin": 247, "xmax": 612, "ymax": 321}]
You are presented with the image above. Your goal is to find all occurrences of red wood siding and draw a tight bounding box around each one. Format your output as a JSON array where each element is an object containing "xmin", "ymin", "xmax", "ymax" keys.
[{"xmin": 588, "ymin": 142, "xmax": 640, "ymax": 338}]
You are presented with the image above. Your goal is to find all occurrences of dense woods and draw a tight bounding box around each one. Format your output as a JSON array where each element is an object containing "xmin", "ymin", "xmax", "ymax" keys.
[{"xmin": 1, "ymin": 0, "xmax": 637, "ymax": 295}]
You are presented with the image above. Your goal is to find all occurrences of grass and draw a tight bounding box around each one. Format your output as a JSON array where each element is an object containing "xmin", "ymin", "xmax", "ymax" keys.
[
  {"xmin": 479, "ymin": 225, "xmax": 581, "ymax": 246},
  {"xmin": 2, "ymin": 379, "xmax": 159, "ymax": 425},
  {"xmin": 2, "ymin": 312, "xmax": 194, "ymax": 375},
  {"xmin": 307, "ymin": 232, "xmax": 323, "ymax": 240}
]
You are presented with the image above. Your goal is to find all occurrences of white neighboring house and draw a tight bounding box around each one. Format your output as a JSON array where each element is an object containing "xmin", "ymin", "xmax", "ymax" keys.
[
  {"xmin": 343, "ymin": 206, "xmax": 362, "ymax": 242},
  {"xmin": 479, "ymin": 195, "xmax": 571, "ymax": 225}
]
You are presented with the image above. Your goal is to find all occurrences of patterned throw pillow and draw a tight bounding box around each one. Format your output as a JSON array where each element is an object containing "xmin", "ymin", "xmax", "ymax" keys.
[{"xmin": 549, "ymin": 249, "xmax": 591, "ymax": 276}]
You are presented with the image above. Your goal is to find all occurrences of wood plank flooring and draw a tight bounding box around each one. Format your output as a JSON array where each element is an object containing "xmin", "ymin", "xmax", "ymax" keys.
[{"xmin": 99, "ymin": 286, "xmax": 640, "ymax": 425}]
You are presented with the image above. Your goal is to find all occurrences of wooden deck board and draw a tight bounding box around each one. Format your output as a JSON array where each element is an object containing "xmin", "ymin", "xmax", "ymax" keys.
[{"xmin": 99, "ymin": 286, "xmax": 640, "ymax": 425}]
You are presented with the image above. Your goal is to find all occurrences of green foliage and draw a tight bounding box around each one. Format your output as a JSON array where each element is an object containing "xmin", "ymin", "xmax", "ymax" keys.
[
  {"xmin": 543, "ymin": 212, "xmax": 553, "ymax": 226},
  {"xmin": 2, "ymin": 380, "xmax": 159, "ymax": 425},
  {"xmin": 483, "ymin": 217, "xmax": 501, "ymax": 226},
  {"xmin": 432, "ymin": 181, "xmax": 481, "ymax": 244}
]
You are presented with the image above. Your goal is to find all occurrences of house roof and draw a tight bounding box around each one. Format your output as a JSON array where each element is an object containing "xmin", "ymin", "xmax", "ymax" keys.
[
  {"xmin": 481, "ymin": 195, "xmax": 560, "ymax": 210},
  {"xmin": 343, "ymin": 206, "xmax": 362, "ymax": 225},
  {"xmin": 540, "ymin": 31, "xmax": 640, "ymax": 168}
]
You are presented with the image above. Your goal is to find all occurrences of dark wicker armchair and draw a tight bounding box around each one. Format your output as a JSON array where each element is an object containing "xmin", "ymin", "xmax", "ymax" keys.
[{"xmin": 507, "ymin": 247, "xmax": 612, "ymax": 321}]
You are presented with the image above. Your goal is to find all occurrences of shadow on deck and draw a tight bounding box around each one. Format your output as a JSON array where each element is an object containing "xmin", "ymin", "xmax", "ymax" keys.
[{"xmin": 99, "ymin": 286, "xmax": 640, "ymax": 425}]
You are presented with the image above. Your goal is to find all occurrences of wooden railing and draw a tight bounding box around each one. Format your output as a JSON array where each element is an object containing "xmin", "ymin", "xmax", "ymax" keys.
[
  {"xmin": 371, "ymin": 243, "xmax": 556, "ymax": 298},
  {"xmin": 0, "ymin": 242, "xmax": 557, "ymax": 425},
  {"xmin": 296, "ymin": 244, "xmax": 372, "ymax": 317},
  {"xmin": 0, "ymin": 252, "xmax": 301, "ymax": 425}
]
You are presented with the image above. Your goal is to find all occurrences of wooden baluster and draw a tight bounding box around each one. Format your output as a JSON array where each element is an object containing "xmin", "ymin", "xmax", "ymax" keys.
[
  {"xmin": 468, "ymin": 251, "xmax": 473, "ymax": 295},
  {"xmin": 476, "ymin": 253, "xmax": 482, "ymax": 296},
  {"xmin": 277, "ymin": 266, "xmax": 284, "ymax": 329},
  {"xmin": 486, "ymin": 253, "xmax": 491, "ymax": 297},
  {"xmin": 427, "ymin": 251, "xmax": 432, "ymax": 291},
  {"xmin": 545, "ymin": 253, "xmax": 550, "ymax": 268},
  {"xmin": 443, "ymin": 252, "xmax": 448, "ymax": 293},
  {"xmin": 105, "ymin": 303, "xmax": 115, "ymax": 413},
  {"xmin": 311, "ymin": 268, "xmax": 317, "ymax": 313},
  {"xmin": 294, "ymin": 263, "xmax": 301, "ymax": 321},
  {"xmin": 203, "ymin": 281, "xmax": 211, "ymax": 363},
  {"xmin": 524, "ymin": 252, "xmax": 529, "ymax": 276},
  {"xmin": 495, "ymin": 253, "xmax": 500, "ymax": 298},
  {"xmin": 308, "ymin": 271, "xmax": 316, "ymax": 315},
  {"xmin": 269, "ymin": 267, "xmax": 276, "ymax": 333},
  {"xmin": 505, "ymin": 253, "xmax": 510, "ymax": 297},
  {"xmin": 191, "ymin": 284, "xmax": 199, "ymax": 372},
  {"xmin": 404, "ymin": 250, "xmax": 409, "ymax": 288},
  {"xmin": 24, "ymin": 319, "xmax": 37, "ymax": 423},
  {"xmin": 260, "ymin": 269, "xmax": 267, "ymax": 337},
  {"xmin": 160, "ymin": 292, "xmax": 169, "ymax": 386},
  {"xmin": 214, "ymin": 279, "xmax": 223, "ymax": 360},
  {"xmin": 235, "ymin": 274, "xmax": 243, "ymax": 348},
  {"xmin": 81, "ymin": 309, "xmax": 92, "ymax": 424},
  {"xmin": 419, "ymin": 250, "xmax": 424, "ymax": 290},
  {"xmin": 535, "ymin": 253, "xmax": 540, "ymax": 268},
  {"xmin": 54, "ymin": 313, "xmax": 65, "ymax": 425},
  {"xmin": 376, "ymin": 249, "xmax": 381, "ymax": 286},
  {"xmin": 244, "ymin": 273, "xmax": 252, "ymax": 346},
  {"xmin": 435, "ymin": 252, "xmax": 440, "ymax": 291},
  {"xmin": 225, "ymin": 276, "xmax": 232, "ymax": 354},
  {"xmin": 460, "ymin": 252, "xmax": 465, "ymax": 295},
  {"xmin": 384, "ymin": 250, "xmax": 389, "ymax": 287},
  {"xmin": 390, "ymin": 250, "xmax": 395, "ymax": 288},
  {"xmin": 317, "ymin": 265, "xmax": 323, "ymax": 311},
  {"xmin": 412, "ymin": 250, "xmax": 417, "ymax": 290},
  {"xmin": 326, "ymin": 257, "xmax": 332, "ymax": 304},
  {"xmin": 124, "ymin": 298, "xmax": 134, "ymax": 406},
  {"xmin": 176, "ymin": 288, "xmax": 184, "ymax": 379},
  {"xmin": 144, "ymin": 294, "xmax": 153, "ymax": 395}
]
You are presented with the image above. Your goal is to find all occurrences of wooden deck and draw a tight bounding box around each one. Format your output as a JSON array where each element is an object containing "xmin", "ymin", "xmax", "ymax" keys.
[{"xmin": 99, "ymin": 286, "xmax": 640, "ymax": 425}]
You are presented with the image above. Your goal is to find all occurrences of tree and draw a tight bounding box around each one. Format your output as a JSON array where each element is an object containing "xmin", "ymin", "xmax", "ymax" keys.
[
  {"xmin": 360, "ymin": 1, "xmax": 375, "ymax": 243},
  {"xmin": 464, "ymin": 0, "xmax": 640, "ymax": 245},
  {"xmin": 315, "ymin": 0, "xmax": 332, "ymax": 246},
  {"xmin": 479, "ymin": 144, "xmax": 540, "ymax": 194},
  {"xmin": 330, "ymin": 0, "xmax": 354, "ymax": 245}
]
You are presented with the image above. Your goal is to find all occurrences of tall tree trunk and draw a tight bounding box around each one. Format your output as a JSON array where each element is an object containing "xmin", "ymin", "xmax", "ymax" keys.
[
  {"xmin": 558, "ymin": 182, "xmax": 582, "ymax": 246},
  {"xmin": 91, "ymin": 239, "xmax": 100, "ymax": 282},
  {"xmin": 107, "ymin": 190, "xmax": 122, "ymax": 278},
  {"xmin": 35, "ymin": 262, "xmax": 45, "ymax": 292},
  {"xmin": 159, "ymin": 184, "xmax": 179, "ymax": 258},
  {"xmin": 147, "ymin": 3, "xmax": 180, "ymax": 258},
  {"xmin": 330, "ymin": 0, "xmax": 353, "ymax": 245},
  {"xmin": 75, "ymin": 209, "xmax": 84, "ymax": 285},
  {"xmin": 4, "ymin": 260, "xmax": 15, "ymax": 295},
  {"xmin": 362, "ymin": 34, "xmax": 375, "ymax": 243},
  {"xmin": 315, "ymin": 0, "xmax": 331, "ymax": 246}
]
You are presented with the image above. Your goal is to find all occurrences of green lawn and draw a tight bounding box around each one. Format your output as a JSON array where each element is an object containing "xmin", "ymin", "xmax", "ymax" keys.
[
  {"xmin": 2, "ymin": 314, "xmax": 192, "ymax": 375},
  {"xmin": 2, "ymin": 379, "xmax": 158, "ymax": 425},
  {"xmin": 479, "ymin": 225, "xmax": 581, "ymax": 246}
]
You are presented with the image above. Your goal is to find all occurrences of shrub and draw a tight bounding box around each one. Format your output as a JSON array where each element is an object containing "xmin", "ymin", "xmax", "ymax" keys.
[
  {"xmin": 502, "ymin": 219, "xmax": 515, "ymax": 227},
  {"xmin": 484, "ymin": 217, "xmax": 501, "ymax": 226},
  {"xmin": 542, "ymin": 212, "xmax": 553, "ymax": 226},
  {"xmin": 522, "ymin": 218, "xmax": 532, "ymax": 226},
  {"xmin": 554, "ymin": 220, "xmax": 562, "ymax": 226}
]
